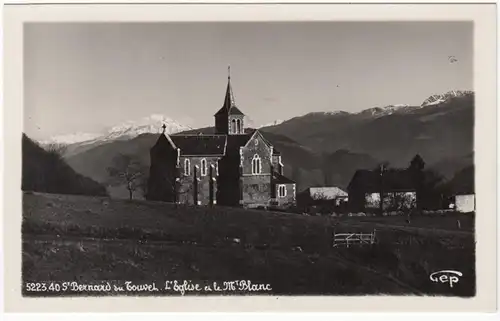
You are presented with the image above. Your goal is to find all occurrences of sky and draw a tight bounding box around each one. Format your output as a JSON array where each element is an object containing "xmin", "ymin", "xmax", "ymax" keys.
[{"xmin": 24, "ymin": 22, "xmax": 473, "ymax": 141}]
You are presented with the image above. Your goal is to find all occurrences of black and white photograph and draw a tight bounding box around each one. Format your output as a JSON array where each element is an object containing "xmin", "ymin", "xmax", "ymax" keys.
[{"xmin": 2, "ymin": 1, "xmax": 497, "ymax": 314}]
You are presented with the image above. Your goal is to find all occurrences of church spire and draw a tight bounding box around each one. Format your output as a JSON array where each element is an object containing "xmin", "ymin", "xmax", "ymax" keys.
[
  {"xmin": 215, "ymin": 65, "xmax": 244, "ymax": 117},
  {"xmin": 223, "ymin": 65, "xmax": 236, "ymax": 112}
]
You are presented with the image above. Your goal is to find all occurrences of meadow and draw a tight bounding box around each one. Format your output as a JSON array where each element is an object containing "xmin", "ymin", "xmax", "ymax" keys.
[{"xmin": 22, "ymin": 192, "xmax": 475, "ymax": 297}]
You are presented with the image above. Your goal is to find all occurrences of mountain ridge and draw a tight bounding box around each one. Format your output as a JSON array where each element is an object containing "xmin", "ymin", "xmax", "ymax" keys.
[
  {"xmin": 40, "ymin": 114, "xmax": 192, "ymax": 146},
  {"xmin": 40, "ymin": 90, "xmax": 473, "ymax": 147}
]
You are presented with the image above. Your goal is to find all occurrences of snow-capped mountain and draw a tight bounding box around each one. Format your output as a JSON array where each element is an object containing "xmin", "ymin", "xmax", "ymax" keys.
[
  {"xmin": 40, "ymin": 132, "xmax": 103, "ymax": 145},
  {"xmin": 259, "ymin": 119, "xmax": 285, "ymax": 128},
  {"xmin": 357, "ymin": 104, "xmax": 420, "ymax": 117},
  {"xmin": 41, "ymin": 114, "xmax": 192, "ymax": 146},
  {"xmin": 312, "ymin": 111, "xmax": 349, "ymax": 116},
  {"xmin": 100, "ymin": 114, "xmax": 191, "ymax": 142},
  {"xmin": 421, "ymin": 90, "xmax": 473, "ymax": 107}
]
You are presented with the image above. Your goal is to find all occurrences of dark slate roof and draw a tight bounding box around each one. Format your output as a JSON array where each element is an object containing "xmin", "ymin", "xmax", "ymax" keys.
[
  {"xmin": 170, "ymin": 134, "xmax": 227, "ymax": 156},
  {"xmin": 259, "ymin": 134, "xmax": 280, "ymax": 155},
  {"xmin": 229, "ymin": 106, "xmax": 245, "ymax": 115},
  {"xmin": 272, "ymin": 171, "xmax": 296, "ymax": 184},
  {"xmin": 347, "ymin": 169, "xmax": 415, "ymax": 192},
  {"xmin": 152, "ymin": 133, "xmax": 176, "ymax": 150},
  {"xmin": 225, "ymin": 132, "xmax": 254, "ymax": 155},
  {"xmin": 214, "ymin": 105, "xmax": 245, "ymax": 116}
]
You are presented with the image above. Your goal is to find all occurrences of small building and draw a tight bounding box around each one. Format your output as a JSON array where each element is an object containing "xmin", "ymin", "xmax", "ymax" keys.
[
  {"xmin": 269, "ymin": 171, "xmax": 297, "ymax": 210},
  {"xmin": 297, "ymin": 186, "xmax": 348, "ymax": 213},
  {"xmin": 454, "ymin": 194, "xmax": 475, "ymax": 213},
  {"xmin": 347, "ymin": 169, "xmax": 416, "ymax": 212}
]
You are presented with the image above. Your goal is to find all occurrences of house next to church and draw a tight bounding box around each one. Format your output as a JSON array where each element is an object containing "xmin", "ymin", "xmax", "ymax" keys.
[{"xmin": 146, "ymin": 71, "xmax": 296, "ymax": 209}]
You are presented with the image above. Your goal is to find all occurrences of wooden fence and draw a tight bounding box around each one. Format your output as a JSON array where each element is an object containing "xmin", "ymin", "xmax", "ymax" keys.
[{"xmin": 332, "ymin": 229, "xmax": 377, "ymax": 248}]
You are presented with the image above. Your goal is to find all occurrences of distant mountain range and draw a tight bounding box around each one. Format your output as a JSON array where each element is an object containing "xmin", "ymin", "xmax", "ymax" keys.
[
  {"xmin": 37, "ymin": 90, "xmax": 473, "ymax": 198},
  {"xmin": 41, "ymin": 114, "xmax": 192, "ymax": 146},
  {"xmin": 261, "ymin": 90, "xmax": 474, "ymax": 168}
]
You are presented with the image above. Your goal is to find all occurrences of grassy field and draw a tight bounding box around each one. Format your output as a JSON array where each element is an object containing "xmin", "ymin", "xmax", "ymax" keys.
[{"xmin": 22, "ymin": 192, "xmax": 475, "ymax": 297}]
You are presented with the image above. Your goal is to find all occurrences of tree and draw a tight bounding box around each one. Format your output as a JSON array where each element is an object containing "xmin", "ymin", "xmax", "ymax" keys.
[
  {"xmin": 107, "ymin": 153, "xmax": 146, "ymax": 200},
  {"xmin": 408, "ymin": 154, "xmax": 425, "ymax": 211},
  {"xmin": 387, "ymin": 192, "xmax": 416, "ymax": 212}
]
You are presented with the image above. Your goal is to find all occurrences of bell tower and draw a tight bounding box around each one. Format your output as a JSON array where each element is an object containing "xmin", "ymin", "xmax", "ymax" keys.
[{"xmin": 214, "ymin": 66, "xmax": 245, "ymax": 135}]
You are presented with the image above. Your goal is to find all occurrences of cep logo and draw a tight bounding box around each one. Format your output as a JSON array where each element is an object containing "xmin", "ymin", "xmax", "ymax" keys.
[{"xmin": 429, "ymin": 270, "xmax": 463, "ymax": 288}]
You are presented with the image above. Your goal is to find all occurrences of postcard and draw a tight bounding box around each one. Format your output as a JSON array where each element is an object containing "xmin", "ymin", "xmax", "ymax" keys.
[{"xmin": 2, "ymin": 1, "xmax": 497, "ymax": 313}]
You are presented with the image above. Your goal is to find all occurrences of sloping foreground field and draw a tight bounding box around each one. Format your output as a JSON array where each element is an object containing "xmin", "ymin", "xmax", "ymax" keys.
[{"xmin": 22, "ymin": 192, "xmax": 475, "ymax": 296}]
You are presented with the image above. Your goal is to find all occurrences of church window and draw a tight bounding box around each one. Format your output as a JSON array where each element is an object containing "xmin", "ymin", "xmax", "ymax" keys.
[
  {"xmin": 231, "ymin": 119, "xmax": 237, "ymax": 134},
  {"xmin": 200, "ymin": 158, "xmax": 207, "ymax": 176},
  {"xmin": 252, "ymin": 154, "xmax": 262, "ymax": 175},
  {"xmin": 278, "ymin": 185, "xmax": 287, "ymax": 197},
  {"xmin": 184, "ymin": 158, "xmax": 190, "ymax": 176},
  {"xmin": 236, "ymin": 119, "xmax": 242, "ymax": 134}
]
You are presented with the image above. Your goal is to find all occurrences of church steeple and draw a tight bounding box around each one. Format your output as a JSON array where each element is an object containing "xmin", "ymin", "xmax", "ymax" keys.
[
  {"xmin": 222, "ymin": 66, "xmax": 236, "ymax": 112},
  {"xmin": 214, "ymin": 66, "xmax": 245, "ymax": 135}
]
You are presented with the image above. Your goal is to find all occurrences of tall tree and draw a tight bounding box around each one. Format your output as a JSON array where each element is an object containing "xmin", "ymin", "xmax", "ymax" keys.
[
  {"xmin": 408, "ymin": 154, "xmax": 425, "ymax": 211},
  {"xmin": 107, "ymin": 153, "xmax": 146, "ymax": 200}
]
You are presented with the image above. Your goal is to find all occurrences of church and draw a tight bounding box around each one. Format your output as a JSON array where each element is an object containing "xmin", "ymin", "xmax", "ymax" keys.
[{"xmin": 146, "ymin": 70, "xmax": 296, "ymax": 209}]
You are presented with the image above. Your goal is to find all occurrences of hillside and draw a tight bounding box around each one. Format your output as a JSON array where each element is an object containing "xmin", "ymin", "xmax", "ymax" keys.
[
  {"xmin": 22, "ymin": 134, "xmax": 107, "ymax": 196},
  {"xmin": 262, "ymin": 92, "xmax": 474, "ymax": 169},
  {"xmin": 429, "ymin": 152, "xmax": 474, "ymax": 180},
  {"xmin": 320, "ymin": 149, "xmax": 381, "ymax": 190},
  {"xmin": 444, "ymin": 165, "xmax": 475, "ymax": 195},
  {"xmin": 23, "ymin": 192, "xmax": 475, "ymax": 296}
]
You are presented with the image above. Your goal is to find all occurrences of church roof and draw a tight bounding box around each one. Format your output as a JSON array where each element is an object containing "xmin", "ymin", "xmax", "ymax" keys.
[
  {"xmin": 225, "ymin": 131, "xmax": 254, "ymax": 155},
  {"xmin": 170, "ymin": 134, "xmax": 227, "ymax": 156},
  {"xmin": 259, "ymin": 134, "xmax": 280, "ymax": 155},
  {"xmin": 214, "ymin": 73, "xmax": 245, "ymax": 116},
  {"xmin": 272, "ymin": 171, "xmax": 296, "ymax": 184}
]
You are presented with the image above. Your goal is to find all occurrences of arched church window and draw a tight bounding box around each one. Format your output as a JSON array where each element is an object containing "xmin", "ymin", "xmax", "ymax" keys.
[
  {"xmin": 236, "ymin": 119, "xmax": 242, "ymax": 134},
  {"xmin": 200, "ymin": 158, "xmax": 207, "ymax": 176},
  {"xmin": 252, "ymin": 154, "xmax": 262, "ymax": 175},
  {"xmin": 278, "ymin": 184, "xmax": 287, "ymax": 197},
  {"xmin": 184, "ymin": 158, "xmax": 191, "ymax": 176},
  {"xmin": 231, "ymin": 119, "xmax": 237, "ymax": 134}
]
